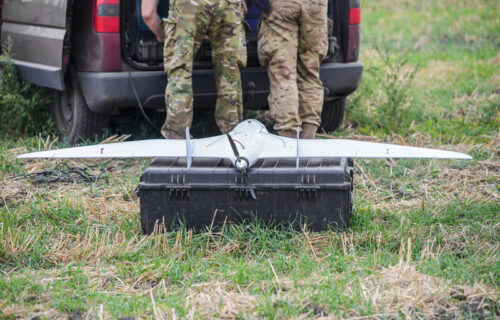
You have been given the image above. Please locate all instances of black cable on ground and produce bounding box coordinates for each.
[13,163,106,183]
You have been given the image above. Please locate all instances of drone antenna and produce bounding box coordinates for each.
[296,127,300,169]
[186,127,192,168]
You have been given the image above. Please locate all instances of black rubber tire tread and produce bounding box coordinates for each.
[50,70,109,144]
[320,96,346,133]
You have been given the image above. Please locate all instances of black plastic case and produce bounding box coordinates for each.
[138,157,353,233]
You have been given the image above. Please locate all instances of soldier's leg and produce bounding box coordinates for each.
[297,0,328,138]
[208,0,244,134]
[161,0,212,138]
[162,66,193,138]
[258,0,301,136]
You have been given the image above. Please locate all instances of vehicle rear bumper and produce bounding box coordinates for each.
[77,62,363,114]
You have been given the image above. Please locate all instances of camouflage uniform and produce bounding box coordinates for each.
[258,0,328,135]
[162,0,245,138]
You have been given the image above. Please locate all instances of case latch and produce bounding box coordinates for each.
[296,174,320,199]
[231,174,255,201]
[168,174,191,200]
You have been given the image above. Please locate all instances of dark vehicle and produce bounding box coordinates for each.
[0,0,362,142]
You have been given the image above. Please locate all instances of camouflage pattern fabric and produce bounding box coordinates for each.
[162,0,245,138]
[258,0,328,134]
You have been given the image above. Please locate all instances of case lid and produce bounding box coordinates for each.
[140,157,353,190]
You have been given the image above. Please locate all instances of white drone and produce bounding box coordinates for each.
[18,119,472,167]
[18,119,472,200]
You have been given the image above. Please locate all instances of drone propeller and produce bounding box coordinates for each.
[226,134,257,200]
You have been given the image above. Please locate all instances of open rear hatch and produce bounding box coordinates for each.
[121,0,168,69]
[121,1,280,71]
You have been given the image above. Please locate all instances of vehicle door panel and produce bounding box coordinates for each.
[1,0,69,90]
[2,0,68,28]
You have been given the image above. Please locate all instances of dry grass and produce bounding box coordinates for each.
[0,304,64,320]
[186,281,259,318]
[0,179,28,207]
[352,260,498,318]
[46,227,130,265]
[348,131,499,210]
[0,225,42,258]
[1,130,498,319]
[2,261,497,319]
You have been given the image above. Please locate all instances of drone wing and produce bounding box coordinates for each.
[16,139,187,159]
[259,136,472,160]
[16,130,472,161]
[16,135,231,159]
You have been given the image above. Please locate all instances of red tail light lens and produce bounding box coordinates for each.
[349,8,361,25]
[347,5,361,62]
[94,0,120,33]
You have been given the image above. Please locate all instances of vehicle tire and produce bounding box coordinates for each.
[50,70,109,144]
[320,96,346,133]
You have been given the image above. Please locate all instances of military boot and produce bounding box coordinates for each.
[300,123,318,139]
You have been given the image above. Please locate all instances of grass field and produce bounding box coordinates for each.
[1,0,499,318]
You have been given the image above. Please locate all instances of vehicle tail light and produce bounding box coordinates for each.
[349,8,361,25]
[346,2,361,62]
[94,0,120,33]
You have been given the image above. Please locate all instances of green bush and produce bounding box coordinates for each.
[0,40,54,138]
[346,45,422,134]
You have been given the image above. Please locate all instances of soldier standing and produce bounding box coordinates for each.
[257,0,328,139]
[142,0,247,138]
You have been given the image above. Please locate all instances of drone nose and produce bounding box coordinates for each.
[235,158,249,171]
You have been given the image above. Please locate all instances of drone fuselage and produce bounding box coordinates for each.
[225,120,269,170]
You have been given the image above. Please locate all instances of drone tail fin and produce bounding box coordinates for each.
[186,127,192,168]
[296,127,300,169]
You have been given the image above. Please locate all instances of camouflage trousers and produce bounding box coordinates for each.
[258,0,328,134]
[161,0,245,138]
